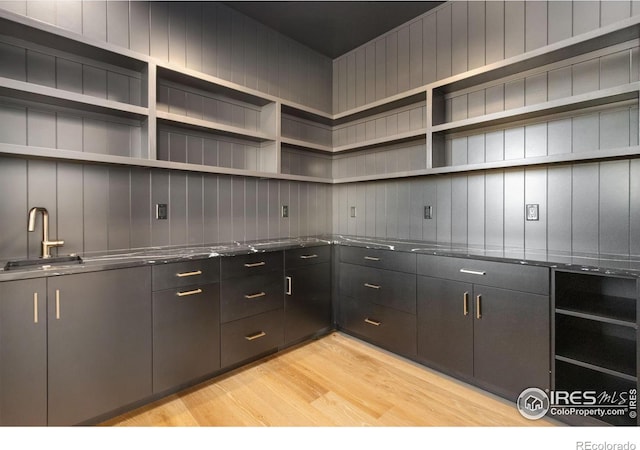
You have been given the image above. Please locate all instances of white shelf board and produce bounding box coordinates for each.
[0,9,148,71]
[432,83,640,134]
[280,137,333,153]
[333,129,427,153]
[431,15,640,94]
[333,146,640,183]
[0,143,333,184]
[0,77,149,119]
[156,111,274,142]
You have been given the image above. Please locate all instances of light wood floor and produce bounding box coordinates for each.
[102,332,556,427]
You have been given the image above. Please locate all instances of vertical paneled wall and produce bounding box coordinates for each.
[333,0,640,114]
[0,156,333,260]
[0,0,332,113]
[332,160,640,256]
[331,0,640,256]
[0,1,334,260]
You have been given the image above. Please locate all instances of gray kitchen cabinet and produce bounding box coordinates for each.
[0,278,47,426]
[220,251,285,369]
[337,246,417,358]
[284,245,332,345]
[152,258,221,394]
[417,255,551,401]
[46,267,152,425]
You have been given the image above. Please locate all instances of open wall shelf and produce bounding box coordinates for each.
[1,8,640,184]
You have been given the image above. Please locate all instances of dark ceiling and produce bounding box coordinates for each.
[223,1,444,59]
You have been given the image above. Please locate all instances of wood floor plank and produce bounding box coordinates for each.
[103,332,557,427]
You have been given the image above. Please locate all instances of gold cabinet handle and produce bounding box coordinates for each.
[364,318,381,326]
[463,291,469,316]
[33,292,38,324]
[476,295,482,319]
[245,331,267,341]
[177,288,203,297]
[176,270,202,277]
[55,289,60,320]
[286,276,292,295]
[245,292,266,299]
[364,256,380,261]
[244,261,266,268]
[300,254,318,259]
[460,268,486,276]
[364,283,381,289]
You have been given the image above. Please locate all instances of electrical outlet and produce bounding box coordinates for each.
[281,205,289,218]
[350,206,357,218]
[526,204,539,221]
[155,203,168,220]
[424,205,433,220]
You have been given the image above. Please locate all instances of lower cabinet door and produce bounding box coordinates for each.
[220,308,284,368]
[153,283,220,393]
[47,267,152,425]
[0,279,47,426]
[284,262,331,345]
[341,296,416,357]
[417,276,473,379]
[473,285,550,400]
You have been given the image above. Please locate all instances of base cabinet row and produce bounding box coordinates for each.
[0,267,152,426]
[337,247,551,403]
[0,245,332,426]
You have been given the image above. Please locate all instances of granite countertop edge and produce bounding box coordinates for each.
[1,235,640,281]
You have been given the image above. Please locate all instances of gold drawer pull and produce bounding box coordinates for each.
[177,288,203,297]
[55,289,61,320]
[177,270,202,277]
[463,291,469,316]
[460,268,486,276]
[245,331,267,341]
[364,318,381,326]
[364,256,380,261]
[244,262,266,268]
[245,292,266,299]
[300,254,318,259]
[33,292,39,324]
[364,283,381,289]
[476,295,482,319]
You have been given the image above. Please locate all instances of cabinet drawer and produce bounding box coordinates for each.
[220,273,283,323]
[417,254,549,295]
[339,263,416,314]
[339,246,416,273]
[220,308,284,368]
[221,251,283,280]
[152,258,220,291]
[340,296,416,357]
[285,245,331,269]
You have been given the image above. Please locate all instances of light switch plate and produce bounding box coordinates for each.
[156,203,168,220]
[281,205,289,218]
[526,204,539,221]
[350,206,357,218]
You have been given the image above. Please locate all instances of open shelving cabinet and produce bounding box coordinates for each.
[553,270,639,426]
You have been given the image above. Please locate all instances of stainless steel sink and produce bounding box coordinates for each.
[4,255,83,270]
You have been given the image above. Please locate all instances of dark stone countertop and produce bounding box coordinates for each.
[1,234,640,281]
[331,235,640,278]
[0,237,332,282]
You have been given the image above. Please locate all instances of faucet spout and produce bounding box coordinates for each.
[27,207,64,259]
